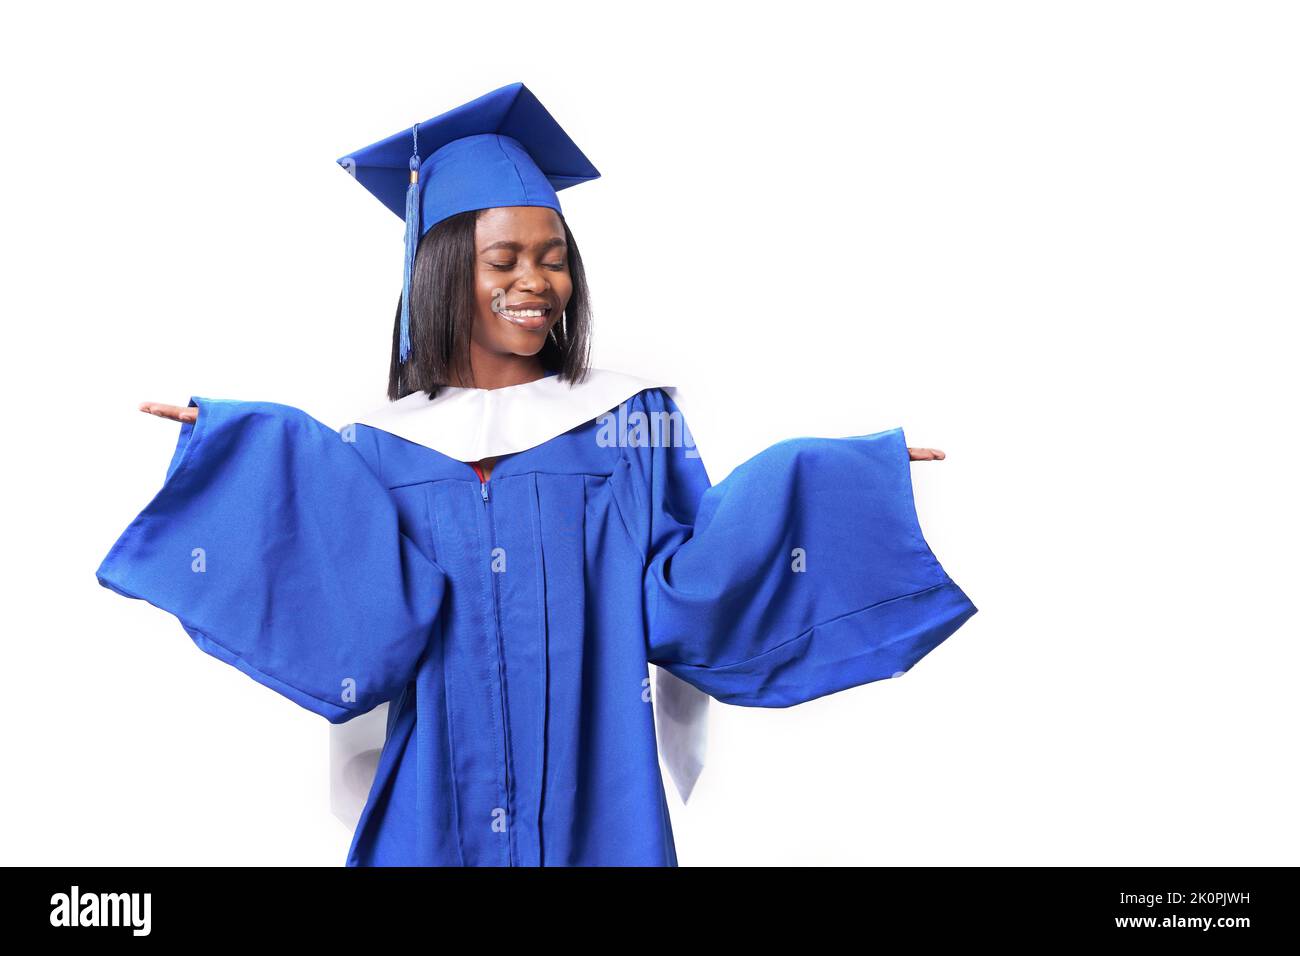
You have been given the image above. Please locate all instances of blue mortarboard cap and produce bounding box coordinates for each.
[337,82,601,362]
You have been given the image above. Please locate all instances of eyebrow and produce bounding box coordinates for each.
[477,237,567,254]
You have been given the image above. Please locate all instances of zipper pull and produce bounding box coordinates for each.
[480,481,489,503]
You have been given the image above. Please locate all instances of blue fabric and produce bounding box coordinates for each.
[96,388,977,866]
[337,82,600,236]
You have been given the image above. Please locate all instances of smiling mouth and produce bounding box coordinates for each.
[497,305,551,330]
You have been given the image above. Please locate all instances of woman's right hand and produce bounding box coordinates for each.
[139,401,197,424]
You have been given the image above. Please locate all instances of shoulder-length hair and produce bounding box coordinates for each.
[387,208,593,400]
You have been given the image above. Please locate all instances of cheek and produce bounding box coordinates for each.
[554,273,574,306]
[475,276,504,313]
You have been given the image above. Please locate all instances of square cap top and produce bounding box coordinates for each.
[338,81,600,235]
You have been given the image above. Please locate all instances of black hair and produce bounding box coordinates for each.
[387,208,593,400]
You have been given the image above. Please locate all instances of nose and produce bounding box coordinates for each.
[514,261,548,294]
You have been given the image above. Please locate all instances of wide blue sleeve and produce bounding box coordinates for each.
[627,387,977,707]
[95,396,447,723]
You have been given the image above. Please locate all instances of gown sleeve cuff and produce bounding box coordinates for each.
[658,578,977,707]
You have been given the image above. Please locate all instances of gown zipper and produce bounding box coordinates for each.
[472,460,514,866]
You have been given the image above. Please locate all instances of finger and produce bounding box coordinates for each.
[139,402,197,424]
[907,447,946,461]
[138,401,178,420]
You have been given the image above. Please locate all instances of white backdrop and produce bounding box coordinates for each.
[2,0,1296,866]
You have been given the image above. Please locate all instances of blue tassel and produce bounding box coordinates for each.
[399,126,421,364]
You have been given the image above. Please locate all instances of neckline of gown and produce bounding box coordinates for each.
[437,366,561,395]
[349,366,673,467]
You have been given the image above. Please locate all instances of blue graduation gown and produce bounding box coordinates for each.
[95,386,977,865]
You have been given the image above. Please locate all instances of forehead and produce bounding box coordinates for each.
[475,206,564,242]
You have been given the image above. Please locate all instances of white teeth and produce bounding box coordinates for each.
[500,307,547,318]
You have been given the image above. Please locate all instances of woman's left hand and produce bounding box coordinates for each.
[908,447,946,461]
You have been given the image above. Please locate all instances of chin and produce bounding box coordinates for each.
[497,335,547,356]
[506,324,558,350]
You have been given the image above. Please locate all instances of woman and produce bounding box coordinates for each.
[98,82,976,866]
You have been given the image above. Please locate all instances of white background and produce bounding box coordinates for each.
[1,0,1296,866]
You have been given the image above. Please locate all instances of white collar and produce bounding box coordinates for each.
[353,366,671,461]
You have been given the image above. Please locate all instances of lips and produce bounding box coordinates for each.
[496,304,551,331]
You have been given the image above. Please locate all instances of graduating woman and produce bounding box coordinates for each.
[96,82,977,867]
